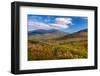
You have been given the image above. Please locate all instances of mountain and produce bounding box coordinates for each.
[56,29,87,41]
[76,29,87,33]
[28,29,65,35]
[28,29,69,40]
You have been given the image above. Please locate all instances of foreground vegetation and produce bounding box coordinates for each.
[28,38,88,61]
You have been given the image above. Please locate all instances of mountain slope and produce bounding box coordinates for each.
[28,29,69,40]
[28,29,88,60]
[55,29,87,42]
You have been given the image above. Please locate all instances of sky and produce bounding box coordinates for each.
[28,15,88,33]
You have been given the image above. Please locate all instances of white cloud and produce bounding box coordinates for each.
[28,21,52,31]
[50,18,72,29]
[55,18,72,25]
[28,17,73,31]
[50,23,69,29]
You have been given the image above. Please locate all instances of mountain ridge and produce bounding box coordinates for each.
[28,29,69,40]
[28,29,69,35]
[56,29,87,40]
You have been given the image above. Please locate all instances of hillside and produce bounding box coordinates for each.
[28,29,88,61]
[28,29,68,40]
[54,29,87,42]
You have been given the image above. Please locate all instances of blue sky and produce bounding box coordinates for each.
[28,15,88,33]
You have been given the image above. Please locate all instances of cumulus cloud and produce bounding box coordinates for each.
[28,17,73,31]
[50,18,72,29]
[55,18,72,25]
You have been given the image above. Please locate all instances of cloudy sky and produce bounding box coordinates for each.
[28,15,88,33]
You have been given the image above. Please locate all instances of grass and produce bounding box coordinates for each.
[28,39,88,61]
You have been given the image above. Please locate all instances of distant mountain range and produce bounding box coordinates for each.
[28,29,68,40]
[56,29,87,41]
[28,29,88,40]
[28,29,68,35]
[76,29,87,33]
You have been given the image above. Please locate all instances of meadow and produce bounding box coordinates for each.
[28,37,88,61]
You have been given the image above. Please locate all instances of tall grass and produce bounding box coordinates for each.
[28,39,88,61]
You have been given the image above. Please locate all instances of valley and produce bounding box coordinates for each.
[28,29,88,61]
